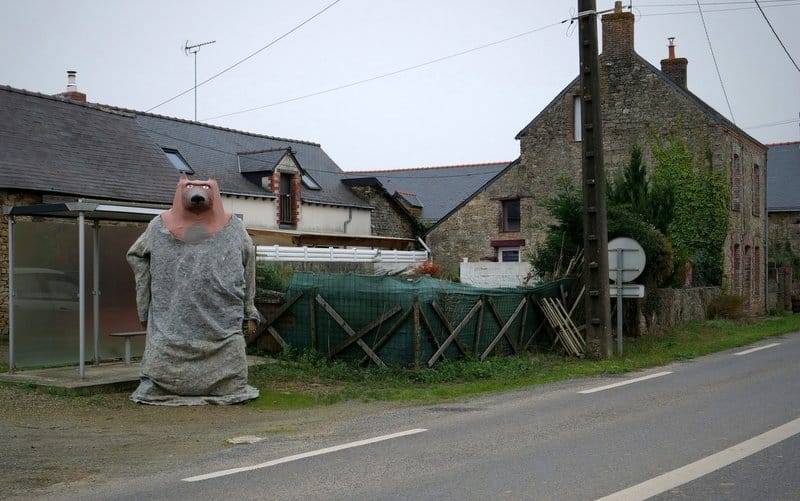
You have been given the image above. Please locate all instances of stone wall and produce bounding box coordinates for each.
[349,186,416,241]
[426,9,766,313]
[633,287,721,336]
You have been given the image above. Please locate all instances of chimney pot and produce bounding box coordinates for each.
[66,70,77,92]
[57,70,87,103]
[660,38,688,89]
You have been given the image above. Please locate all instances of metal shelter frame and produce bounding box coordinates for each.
[4,202,163,378]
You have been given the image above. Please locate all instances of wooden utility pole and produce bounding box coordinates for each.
[577,0,612,358]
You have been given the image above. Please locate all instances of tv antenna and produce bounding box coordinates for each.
[184,39,216,121]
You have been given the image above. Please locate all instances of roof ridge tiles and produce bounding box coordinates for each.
[767,141,800,147]
[0,84,321,147]
[346,161,511,174]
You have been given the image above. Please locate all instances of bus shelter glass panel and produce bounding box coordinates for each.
[12,221,84,367]
[12,220,146,367]
[97,224,146,360]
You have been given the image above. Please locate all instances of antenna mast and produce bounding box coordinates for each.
[184,39,216,121]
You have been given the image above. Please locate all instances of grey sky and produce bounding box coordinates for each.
[2,1,798,171]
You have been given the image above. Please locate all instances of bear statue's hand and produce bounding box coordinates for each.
[247,319,257,335]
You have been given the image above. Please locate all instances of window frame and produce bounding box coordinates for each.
[498,247,521,263]
[501,198,521,232]
[162,148,194,174]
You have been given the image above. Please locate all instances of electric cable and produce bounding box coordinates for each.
[754,0,800,73]
[696,0,736,123]
[203,20,568,121]
[146,0,343,113]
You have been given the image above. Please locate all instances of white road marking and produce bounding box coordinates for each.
[578,371,672,394]
[182,428,428,482]
[596,416,800,501]
[734,342,780,356]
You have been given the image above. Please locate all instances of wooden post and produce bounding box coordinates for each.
[578,0,612,358]
[473,295,485,356]
[413,295,421,369]
[310,287,317,351]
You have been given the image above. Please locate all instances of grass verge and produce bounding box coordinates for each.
[246,313,800,409]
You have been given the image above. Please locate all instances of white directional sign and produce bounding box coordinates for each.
[608,284,645,298]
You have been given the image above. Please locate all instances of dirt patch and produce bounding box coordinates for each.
[0,384,398,499]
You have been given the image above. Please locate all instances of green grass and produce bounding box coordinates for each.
[247,313,800,409]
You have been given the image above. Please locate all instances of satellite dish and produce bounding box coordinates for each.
[608,237,646,283]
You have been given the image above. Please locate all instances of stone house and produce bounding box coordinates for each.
[0,79,417,337]
[425,3,767,313]
[766,141,800,305]
[344,162,509,226]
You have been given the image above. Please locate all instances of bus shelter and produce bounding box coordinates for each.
[5,202,162,377]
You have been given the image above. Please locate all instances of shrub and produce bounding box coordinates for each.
[411,260,443,278]
[256,262,294,292]
[707,294,745,320]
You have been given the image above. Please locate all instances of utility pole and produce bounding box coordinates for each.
[184,40,216,121]
[577,0,612,358]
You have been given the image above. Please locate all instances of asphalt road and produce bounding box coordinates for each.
[66,331,800,501]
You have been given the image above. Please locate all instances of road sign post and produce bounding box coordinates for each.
[608,237,646,355]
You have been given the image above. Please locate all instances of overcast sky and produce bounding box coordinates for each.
[2,1,798,171]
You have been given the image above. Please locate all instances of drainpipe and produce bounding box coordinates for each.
[8,216,15,373]
[343,207,353,234]
[417,236,432,261]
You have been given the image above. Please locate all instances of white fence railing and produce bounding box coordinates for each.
[256,245,429,264]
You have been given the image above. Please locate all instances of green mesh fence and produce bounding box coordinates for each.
[281,272,573,367]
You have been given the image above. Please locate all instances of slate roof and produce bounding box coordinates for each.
[135,114,370,208]
[0,85,371,209]
[0,86,176,204]
[767,141,800,212]
[343,162,510,223]
[237,148,292,174]
[516,53,765,151]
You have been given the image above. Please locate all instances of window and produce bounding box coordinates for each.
[744,245,753,299]
[301,172,321,190]
[754,247,761,297]
[279,173,294,226]
[498,247,521,263]
[732,243,741,295]
[752,164,761,216]
[731,154,741,212]
[502,199,520,232]
[162,148,193,174]
[572,95,582,141]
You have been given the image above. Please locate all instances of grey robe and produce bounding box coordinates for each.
[126,216,260,405]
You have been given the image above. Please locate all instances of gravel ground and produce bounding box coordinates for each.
[0,382,398,500]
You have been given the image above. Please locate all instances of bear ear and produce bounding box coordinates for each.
[178,173,189,182]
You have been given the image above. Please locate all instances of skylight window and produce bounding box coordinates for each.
[162,148,193,174]
[301,172,321,190]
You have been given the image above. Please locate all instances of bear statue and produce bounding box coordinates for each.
[126,175,260,405]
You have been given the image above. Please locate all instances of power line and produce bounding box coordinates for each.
[146,0,343,113]
[635,1,800,17]
[645,0,796,6]
[744,117,800,129]
[696,0,736,123]
[203,20,567,121]
[754,0,800,73]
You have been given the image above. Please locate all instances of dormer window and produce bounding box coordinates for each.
[301,172,321,190]
[162,148,193,174]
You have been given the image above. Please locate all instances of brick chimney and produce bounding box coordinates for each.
[601,1,635,60]
[660,38,688,89]
[57,70,87,103]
